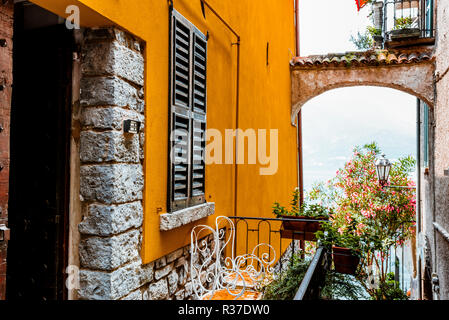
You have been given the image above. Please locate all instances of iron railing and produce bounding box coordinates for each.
[227,216,410,299]
[381,0,435,42]
[228,216,321,272]
[294,246,330,300]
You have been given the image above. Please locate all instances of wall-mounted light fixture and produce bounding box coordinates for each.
[123,120,141,134]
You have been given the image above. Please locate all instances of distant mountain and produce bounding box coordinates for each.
[302,86,417,192]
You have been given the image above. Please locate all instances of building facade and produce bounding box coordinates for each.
[425,0,449,300]
[0,0,298,300]
[291,0,449,300]
[1,0,449,301]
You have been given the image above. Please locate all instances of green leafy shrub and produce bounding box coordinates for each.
[350,26,382,50]
[394,17,413,30]
[367,26,382,36]
[263,254,310,300]
[272,188,332,218]
[350,31,373,50]
[316,221,364,258]
[321,271,367,300]
[370,272,409,300]
[262,253,367,300]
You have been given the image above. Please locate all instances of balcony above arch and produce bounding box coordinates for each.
[290,49,435,125]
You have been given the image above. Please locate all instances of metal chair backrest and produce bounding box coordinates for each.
[190,215,276,300]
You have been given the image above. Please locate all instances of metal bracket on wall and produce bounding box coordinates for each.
[432,272,440,298]
[0,224,10,241]
[200,0,206,18]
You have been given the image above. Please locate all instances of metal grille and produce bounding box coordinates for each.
[383,0,435,41]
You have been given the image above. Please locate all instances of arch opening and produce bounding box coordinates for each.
[291,61,435,125]
[299,85,427,295]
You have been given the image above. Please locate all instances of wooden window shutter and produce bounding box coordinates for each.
[169,9,207,211]
[190,31,207,206]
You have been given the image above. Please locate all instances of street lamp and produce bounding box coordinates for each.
[375,154,415,190]
[376,154,391,187]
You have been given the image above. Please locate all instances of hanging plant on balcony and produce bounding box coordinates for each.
[310,142,416,299]
[367,26,383,46]
[390,17,420,40]
[272,189,331,241]
[394,17,413,30]
[316,221,363,275]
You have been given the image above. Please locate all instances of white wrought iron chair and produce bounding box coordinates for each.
[190,215,276,300]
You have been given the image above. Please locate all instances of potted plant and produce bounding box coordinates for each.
[273,189,331,241]
[331,235,361,275]
[390,17,420,40]
[367,26,383,48]
[316,222,362,275]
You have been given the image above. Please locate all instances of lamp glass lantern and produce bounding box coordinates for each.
[376,154,392,187]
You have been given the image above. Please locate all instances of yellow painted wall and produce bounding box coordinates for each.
[31,0,298,263]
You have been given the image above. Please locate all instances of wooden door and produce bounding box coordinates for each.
[0,1,13,301]
[6,18,73,300]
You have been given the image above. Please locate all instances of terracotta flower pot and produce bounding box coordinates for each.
[372,35,383,48]
[279,215,328,242]
[332,246,360,275]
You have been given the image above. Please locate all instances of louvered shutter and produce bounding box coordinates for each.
[172,18,191,108]
[169,12,191,210]
[190,32,207,205]
[169,10,207,211]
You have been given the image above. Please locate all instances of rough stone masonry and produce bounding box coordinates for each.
[77,27,148,300]
[76,27,217,300]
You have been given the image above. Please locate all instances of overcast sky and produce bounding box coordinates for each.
[298,0,417,192]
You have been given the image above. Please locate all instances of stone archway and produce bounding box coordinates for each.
[290,50,435,125]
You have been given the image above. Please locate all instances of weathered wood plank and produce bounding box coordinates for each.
[0,1,13,301]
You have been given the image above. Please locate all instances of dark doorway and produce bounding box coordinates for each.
[6,3,73,300]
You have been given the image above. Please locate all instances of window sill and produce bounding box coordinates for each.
[159,202,215,231]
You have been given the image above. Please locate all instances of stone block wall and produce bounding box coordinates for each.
[76,27,218,300]
[77,27,148,300]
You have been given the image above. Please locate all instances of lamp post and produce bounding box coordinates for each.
[375,154,415,189]
[376,153,391,187]
[375,153,416,295]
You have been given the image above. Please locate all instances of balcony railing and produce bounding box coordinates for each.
[227,215,411,300]
[227,215,328,299]
[373,0,435,47]
[294,247,330,300]
[228,216,307,273]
